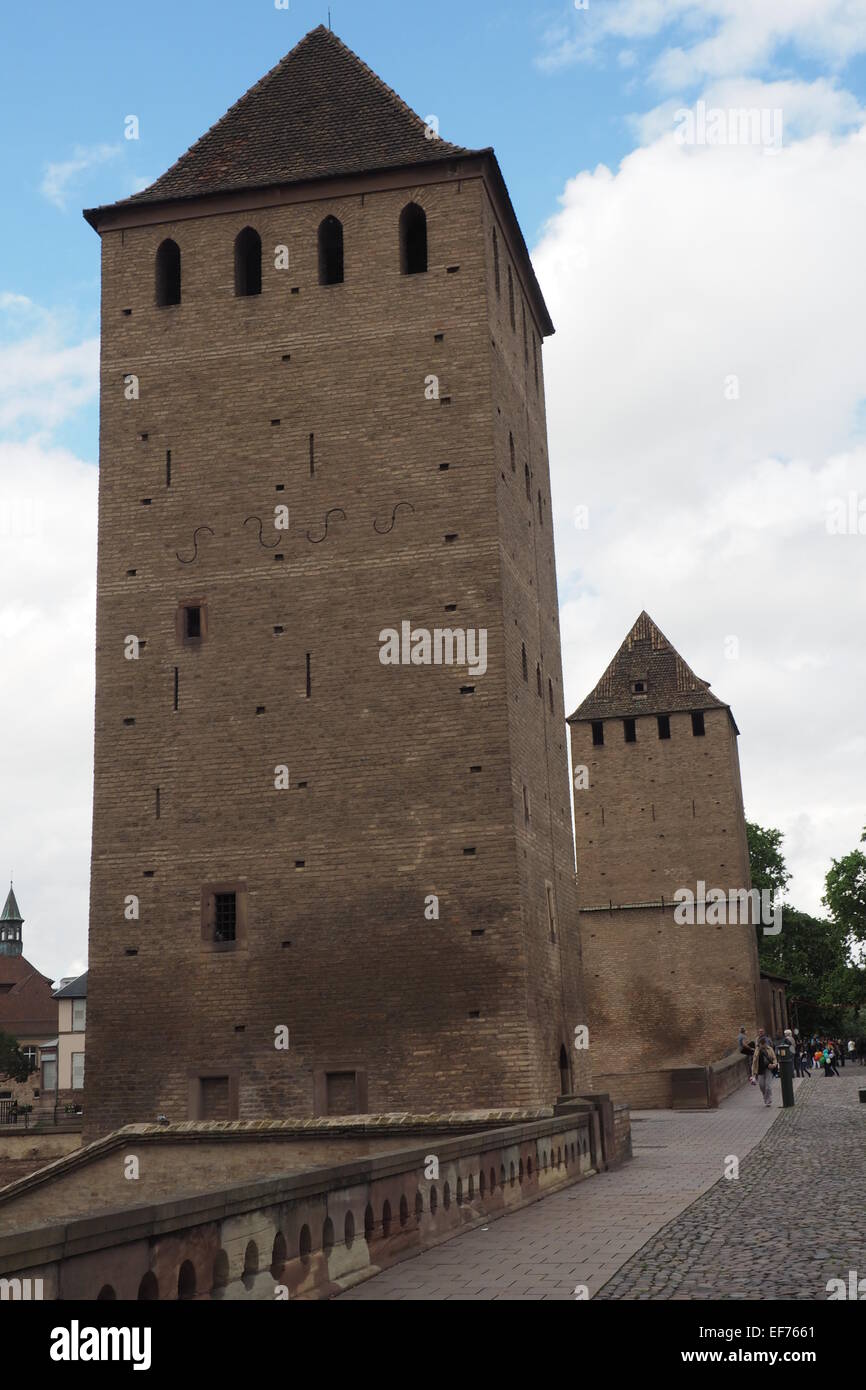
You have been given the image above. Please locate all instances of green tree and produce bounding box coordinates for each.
[823,826,866,946]
[0,1031,30,1084]
[746,821,791,900]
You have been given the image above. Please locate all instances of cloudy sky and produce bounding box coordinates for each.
[1,0,864,977]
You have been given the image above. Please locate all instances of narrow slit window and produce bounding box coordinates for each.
[507,265,516,329]
[234,227,262,297]
[536,664,542,698]
[305,653,311,699]
[548,678,554,713]
[492,226,501,296]
[400,202,427,275]
[524,464,531,501]
[318,216,344,285]
[155,239,181,307]
[309,433,315,477]
[521,644,528,682]
[509,432,515,472]
[166,450,171,487]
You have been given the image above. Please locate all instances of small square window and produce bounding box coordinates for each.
[632,680,646,694]
[691,711,706,737]
[178,601,207,645]
[214,892,237,942]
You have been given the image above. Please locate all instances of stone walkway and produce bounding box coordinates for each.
[341,1070,851,1300]
[599,1066,866,1300]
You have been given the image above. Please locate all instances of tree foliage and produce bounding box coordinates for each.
[823,826,866,945]
[0,1031,30,1084]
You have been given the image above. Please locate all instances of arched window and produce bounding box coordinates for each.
[318,216,344,285]
[400,1195,409,1227]
[155,239,181,307]
[137,1272,158,1301]
[97,1284,117,1300]
[234,227,262,297]
[492,226,501,296]
[364,1204,375,1241]
[382,1200,392,1237]
[400,202,428,275]
[344,1211,355,1249]
[177,1260,196,1301]
[322,1217,335,1256]
[270,1232,287,1280]
[415,1191,424,1223]
[299,1225,312,1265]
[507,265,516,329]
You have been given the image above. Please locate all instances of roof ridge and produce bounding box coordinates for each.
[314,26,467,155]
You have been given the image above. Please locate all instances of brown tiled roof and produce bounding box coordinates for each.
[0,954,57,1038]
[568,611,730,723]
[111,26,477,210]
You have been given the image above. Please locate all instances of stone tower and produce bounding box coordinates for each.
[82,27,588,1138]
[568,612,762,1108]
[0,885,23,958]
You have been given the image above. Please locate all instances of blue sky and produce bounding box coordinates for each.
[3,0,866,974]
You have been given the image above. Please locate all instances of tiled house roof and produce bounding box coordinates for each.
[568,611,731,723]
[108,26,477,210]
[0,954,57,1039]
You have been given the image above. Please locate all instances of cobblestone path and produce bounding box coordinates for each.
[597,1067,866,1300]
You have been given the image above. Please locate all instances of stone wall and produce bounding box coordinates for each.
[0,1103,624,1300]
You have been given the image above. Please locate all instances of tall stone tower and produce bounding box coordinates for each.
[568,612,761,1108]
[82,27,588,1137]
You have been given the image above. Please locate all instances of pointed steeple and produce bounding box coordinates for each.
[568,611,731,724]
[0,882,23,957]
[86,26,477,218]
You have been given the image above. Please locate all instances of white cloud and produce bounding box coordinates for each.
[0,439,97,980]
[539,0,866,84]
[535,111,866,915]
[40,142,122,210]
[0,296,98,434]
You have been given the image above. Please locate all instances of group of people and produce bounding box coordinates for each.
[736,1027,865,1108]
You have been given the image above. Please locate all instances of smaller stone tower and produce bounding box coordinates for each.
[0,885,24,958]
[568,612,762,1108]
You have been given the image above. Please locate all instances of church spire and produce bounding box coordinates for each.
[0,882,23,957]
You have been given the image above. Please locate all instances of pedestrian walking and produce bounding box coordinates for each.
[750,1030,778,1107]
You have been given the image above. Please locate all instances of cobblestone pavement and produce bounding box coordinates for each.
[598,1067,866,1300]
[341,1071,817,1300]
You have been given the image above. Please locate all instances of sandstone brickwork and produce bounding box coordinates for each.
[82,27,588,1139]
[568,613,762,1097]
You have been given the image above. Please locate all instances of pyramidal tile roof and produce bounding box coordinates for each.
[0,885,22,924]
[116,26,478,210]
[568,612,730,723]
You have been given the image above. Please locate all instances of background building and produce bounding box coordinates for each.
[568,612,762,1107]
[0,886,58,1124]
